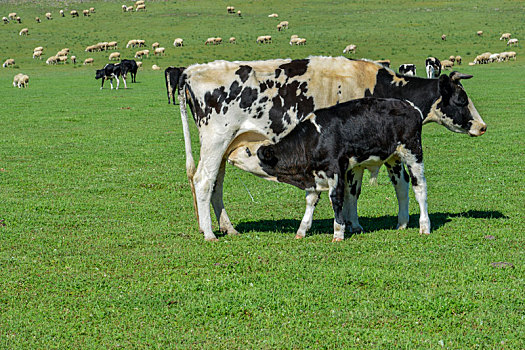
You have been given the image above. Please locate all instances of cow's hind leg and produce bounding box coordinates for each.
[343,167,364,233]
[296,190,320,239]
[385,157,410,230]
[211,159,239,236]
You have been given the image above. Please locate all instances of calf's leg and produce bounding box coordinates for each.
[329,174,346,242]
[342,168,364,233]
[385,157,410,229]
[296,190,320,239]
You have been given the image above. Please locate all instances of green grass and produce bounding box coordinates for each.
[0,0,524,348]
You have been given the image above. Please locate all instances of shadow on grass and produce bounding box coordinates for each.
[233,210,508,236]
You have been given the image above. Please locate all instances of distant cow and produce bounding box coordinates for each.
[398,64,416,76]
[164,66,185,104]
[425,57,441,78]
[95,63,126,89]
[121,59,138,83]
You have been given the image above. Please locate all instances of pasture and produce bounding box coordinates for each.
[0,0,524,348]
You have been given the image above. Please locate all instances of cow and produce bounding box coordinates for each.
[121,59,138,83]
[164,66,185,104]
[425,57,441,78]
[95,63,126,89]
[227,97,462,240]
[178,57,487,241]
[399,64,416,76]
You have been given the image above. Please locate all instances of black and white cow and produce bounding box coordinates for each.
[164,66,186,104]
[228,98,434,241]
[425,57,441,78]
[121,59,138,83]
[178,57,486,241]
[399,64,416,76]
[95,63,126,89]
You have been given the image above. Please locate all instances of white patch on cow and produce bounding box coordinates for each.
[311,171,330,191]
[304,113,322,133]
[424,97,466,133]
[467,98,487,136]
[389,72,408,87]
[347,156,382,170]
[404,100,424,120]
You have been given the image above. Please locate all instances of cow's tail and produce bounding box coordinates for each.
[178,75,199,222]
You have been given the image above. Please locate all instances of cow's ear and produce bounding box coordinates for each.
[258,146,278,166]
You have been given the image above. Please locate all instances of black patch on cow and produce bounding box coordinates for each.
[279,59,309,78]
[240,87,258,109]
[235,65,252,83]
[274,69,281,79]
[259,96,268,104]
[226,81,242,103]
[204,86,227,114]
[245,147,252,157]
[222,106,228,114]
[403,168,410,183]
[259,82,267,93]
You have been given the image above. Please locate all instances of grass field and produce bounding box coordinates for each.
[1,0,524,348]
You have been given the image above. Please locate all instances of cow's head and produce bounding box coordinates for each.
[425,72,487,137]
[95,69,105,80]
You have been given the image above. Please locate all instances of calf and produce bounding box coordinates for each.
[399,64,416,76]
[425,57,441,78]
[121,59,138,83]
[228,98,431,241]
[164,66,185,104]
[95,63,126,89]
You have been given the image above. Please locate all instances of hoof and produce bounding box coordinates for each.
[396,223,408,230]
[332,237,344,242]
[220,227,239,236]
[420,231,431,235]
[205,237,219,242]
[294,234,305,239]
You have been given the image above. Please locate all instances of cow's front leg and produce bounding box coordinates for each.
[296,190,320,239]
[122,76,127,89]
[385,158,410,230]
[330,174,346,242]
[211,159,239,236]
[109,78,114,90]
[343,167,364,233]
[405,161,430,234]
[100,78,105,90]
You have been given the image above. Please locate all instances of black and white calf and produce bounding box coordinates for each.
[121,59,138,83]
[95,63,126,89]
[164,66,185,104]
[425,57,441,78]
[228,98,432,241]
[399,64,416,76]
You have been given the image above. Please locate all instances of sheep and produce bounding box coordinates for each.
[16,16,21,24]
[152,42,160,49]
[46,56,57,65]
[500,33,511,41]
[71,10,79,17]
[107,41,118,50]
[83,58,94,65]
[507,38,518,46]
[441,59,454,70]
[455,55,462,65]
[279,21,289,29]
[135,50,147,59]
[449,55,455,63]
[154,47,166,56]
[59,10,64,17]
[237,10,242,17]
[477,30,483,36]
[13,73,29,88]
[289,37,300,45]
[296,38,306,45]
[2,17,9,24]
[90,7,95,13]
[85,45,97,52]
[71,55,76,64]
[227,6,235,14]
[229,37,236,44]
[122,5,127,12]
[205,37,215,45]
[136,61,143,68]
[507,51,517,61]
[83,10,90,17]
[125,6,133,12]
[268,13,278,18]
[57,55,68,64]
[137,39,146,47]
[441,34,447,41]
[489,53,500,62]
[136,4,146,12]
[109,52,121,61]
[343,44,356,54]
[8,13,17,20]
[290,34,298,40]
[35,17,41,23]
[213,37,223,45]
[45,12,52,20]
[3,58,15,67]
[33,50,43,59]
[56,49,69,57]
[96,42,108,51]
[126,40,138,48]
[152,64,161,70]
[256,35,272,44]
[136,0,145,5]
[19,28,29,36]
[34,46,43,52]
[173,38,184,47]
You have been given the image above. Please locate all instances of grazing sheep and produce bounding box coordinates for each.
[268,13,278,18]
[152,42,160,49]
[33,50,43,59]
[83,58,94,65]
[8,13,17,20]
[279,21,289,29]
[449,55,455,63]
[152,64,161,70]
[441,34,447,41]
[237,10,242,17]
[489,53,500,62]
[107,41,118,50]
[71,10,79,17]
[296,38,306,45]
[3,58,15,67]
[13,73,29,88]
[34,46,43,52]
[343,44,356,54]
[507,38,518,46]
[289,37,300,45]
[173,38,184,47]
[59,10,64,17]
[90,7,95,13]
[96,42,108,51]
[126,40,138,48]
[136,61,143,68]
[122,5,127,12]
[35,17,41,23]
[229,37,236,44]
[135,50,149,58]
[455,55,462,65]
[290,34,298,40]
[277,23,283,31]
[256,35,271,43]
[57,55,68,64]
[19,28,29,36]
[441,59,454,69]
[71,55,76,64]
[16,16,21,24]
[507,51,517,61]
[45,12,52,20]
[500,33,511,41]
[125,6,133,12]
[46,56,57,65]
[2,17,9,24]
[137,39,145,47]
[136,4,146,11]
[154,47,166,56]
[56,49,69,57]
[213,37,223,45]
[85,45,97,52]
[83,10,90,17]
[109,52,121,61]
[477,31,483,36]
[136,0,145,5]
[205,37,215,45]
[227,6,235,13]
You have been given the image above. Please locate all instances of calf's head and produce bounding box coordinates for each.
[227,142,275,180]
[425,72,487,137]
[95,69,105,80]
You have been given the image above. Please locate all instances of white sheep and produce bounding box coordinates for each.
[455,55,462,65]
[205,37,216,45]
[154,47,165,56]
[136,4,146,11]
[46,56,58,65]
[126,39,138,48]
[15,16,21,24]
[507,38,518,46]
[489,53,500,62]
[19,28,29,36]
[229,37,236,44]
[107,41,118,49]
[34,46,43,52]
[35,17,41,23]
[448,55,456,63]
[441,59,454,69]
[477,30,483,36]
[343,44,356,54]
[33,50,43,59]
[71,55,76,64]
[289,37,300,45]
[499,33,511,41]
[441,34,447,41]
[237,10,242,17]
[268,13,278,18]
[296,38,306,45]
[8,13,17,20]
[136,61,143,68]
[173,38,183,47]
[56,49,69,57]
[2,17,9,24]
[57,55,68,64]
[137,39,145,47]
[70,10,79,17]
[3,58,15,67]
[45,12,52,20]
[227,6,235,14]
[90,7,95,13]
[13,73,29,88]
[83,9,90,16]
[136,0,145,6]
[214,37,223,45]
[59,10,64,17]
[109,52,121,60]
[152,42,160,49]
[83,58,94,65]
[152,64,161,70]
